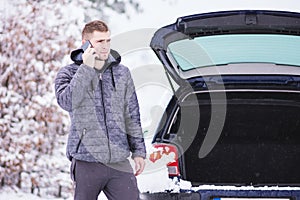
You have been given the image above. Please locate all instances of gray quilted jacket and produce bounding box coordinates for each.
[55,49,146,163]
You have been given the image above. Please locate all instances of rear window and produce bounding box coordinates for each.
[168,34,300,70]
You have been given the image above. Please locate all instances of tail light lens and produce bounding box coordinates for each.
[149,143,180,177]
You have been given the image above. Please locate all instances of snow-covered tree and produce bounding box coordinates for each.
[0,0,141,198]
[0,0,78,197]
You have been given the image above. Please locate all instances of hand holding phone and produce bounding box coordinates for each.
[82,40,99,68]
[81,40,92,51]
[70,40,93,64]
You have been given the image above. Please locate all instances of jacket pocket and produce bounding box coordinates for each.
[75,128,86,153]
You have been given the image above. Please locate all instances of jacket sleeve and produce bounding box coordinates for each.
[54,64,96,112]
[124,69,147,159]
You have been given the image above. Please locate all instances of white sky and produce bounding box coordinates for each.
[109,0,300,34]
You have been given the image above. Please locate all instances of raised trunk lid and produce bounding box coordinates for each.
[150,10,300,85]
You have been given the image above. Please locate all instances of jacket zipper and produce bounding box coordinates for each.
[99,73,112,163]
[75,128,86,153]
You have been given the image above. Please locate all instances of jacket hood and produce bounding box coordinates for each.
[70,47,121,65]
[70,47,121,90]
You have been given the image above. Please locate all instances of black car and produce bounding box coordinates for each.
[140,10,300,200]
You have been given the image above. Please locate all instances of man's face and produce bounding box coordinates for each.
[88,31,111,61]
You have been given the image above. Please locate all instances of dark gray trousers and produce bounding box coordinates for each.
[71,159,139,200]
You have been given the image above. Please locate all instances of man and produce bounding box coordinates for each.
[55,20,146,200]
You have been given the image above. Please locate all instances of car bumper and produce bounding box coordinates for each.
[140,192,200,200]
[140,189,300,200]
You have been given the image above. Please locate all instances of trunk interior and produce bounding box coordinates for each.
[169,91,300,186]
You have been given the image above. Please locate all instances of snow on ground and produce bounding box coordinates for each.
[0,153,177,200]
[0,187,50,200]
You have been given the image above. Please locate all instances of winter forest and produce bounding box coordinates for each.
[0,0,145,198]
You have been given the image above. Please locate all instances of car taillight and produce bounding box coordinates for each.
[149,143,180,177]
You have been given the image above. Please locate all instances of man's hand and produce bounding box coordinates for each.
[134,157,145,176]
[82,47,98,68]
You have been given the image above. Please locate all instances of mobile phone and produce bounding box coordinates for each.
[81,40,92,51]
[71,40,93,64]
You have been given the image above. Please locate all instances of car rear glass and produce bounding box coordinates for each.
[168,34,300,70]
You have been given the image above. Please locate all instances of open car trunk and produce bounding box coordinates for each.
[169,87,300,186]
